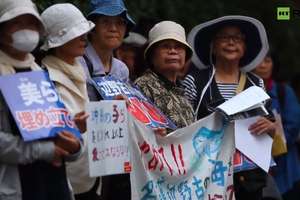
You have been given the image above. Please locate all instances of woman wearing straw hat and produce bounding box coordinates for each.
[0,1,82,200]
[183,16,276,200]
[135,21,194,133]
[40,3,99,200]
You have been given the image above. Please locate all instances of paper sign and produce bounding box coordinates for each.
[234,116,273,172]
[91,76,176,130]
[0,71,80,141]
[86,101,130,177]
[217,86,270,116]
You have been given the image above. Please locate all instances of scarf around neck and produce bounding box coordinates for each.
[0,50,40,75]
[42,55,88,113]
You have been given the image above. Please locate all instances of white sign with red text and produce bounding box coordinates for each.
[129,112,235,200]
[86,101,130,177]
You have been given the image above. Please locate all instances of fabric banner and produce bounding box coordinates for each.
[86,101,131,177]
[129,112,235,200]
[91,76,176,130]
[0,71,80,141]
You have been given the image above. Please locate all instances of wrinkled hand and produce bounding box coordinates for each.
[55,131,80,154]
[74,111,89,133]
[52,145,69,167]
[248,117,276,137]
[153,127,167,137]
[114,94,130,106]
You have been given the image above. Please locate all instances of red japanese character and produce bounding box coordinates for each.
[35,109,50,128]
[16,111,39,131]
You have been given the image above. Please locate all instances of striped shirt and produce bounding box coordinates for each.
[182,73,264,105]
[216,83,238,100]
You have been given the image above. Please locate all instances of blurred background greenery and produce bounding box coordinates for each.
[34,0,300,81]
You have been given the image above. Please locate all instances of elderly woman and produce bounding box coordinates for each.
[77,1,135,199]
[183,16,275,200]
[80,0,135,86]
[40,3,97,200]
[135,21,194,132]
[0,0,81,200]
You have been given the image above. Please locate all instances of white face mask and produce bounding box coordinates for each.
[11,29,40,52]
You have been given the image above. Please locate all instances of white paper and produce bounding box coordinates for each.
[235,116,273,172]
[218,86,270,116]
[86,101,130,177]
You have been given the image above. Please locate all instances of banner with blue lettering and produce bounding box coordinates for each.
[92,76,176,130]
[129,112,235,200]
[0,71,81,141]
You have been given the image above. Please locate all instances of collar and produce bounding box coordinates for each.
[85,42,120,77]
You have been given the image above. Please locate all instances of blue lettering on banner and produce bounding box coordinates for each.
[192,176,204,200]
[141,180,157,200]
[192,127,224,158]
[209,159,228,186]
[178,180,192,200]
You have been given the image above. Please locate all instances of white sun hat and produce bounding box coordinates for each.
[144,21,193,61]
[41,3,95,51]
[0,0,43,27]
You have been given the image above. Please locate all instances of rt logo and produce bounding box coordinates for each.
[277,7,300,20]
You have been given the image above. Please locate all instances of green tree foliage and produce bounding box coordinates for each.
[33,0,300,80]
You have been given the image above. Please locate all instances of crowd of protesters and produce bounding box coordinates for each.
[1,0,300,200]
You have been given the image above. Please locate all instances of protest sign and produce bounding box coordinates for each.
[86,100,130,177]
[129,112,235,200]
[0,71,80,141]
[91,76,176,130]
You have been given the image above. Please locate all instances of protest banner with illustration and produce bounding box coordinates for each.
[91,76,176,130]
[128,113,235,200]
[0,71,80,141]
[86,100,130,177]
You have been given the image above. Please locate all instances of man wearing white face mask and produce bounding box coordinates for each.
[0,0,82,200]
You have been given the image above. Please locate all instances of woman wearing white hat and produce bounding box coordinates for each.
[0,0,81,200]
[183,16,276,200]
[40,3,99,200]
[135,21,194,133]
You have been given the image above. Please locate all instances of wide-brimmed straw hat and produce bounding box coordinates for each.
[188,15,269,72]
[41,3,95,51]
[144,21,193,61]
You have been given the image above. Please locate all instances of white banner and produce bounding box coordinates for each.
[87,101,131,177]
[129,112,235,200]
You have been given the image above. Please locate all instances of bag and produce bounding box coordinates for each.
[271,110,288,157]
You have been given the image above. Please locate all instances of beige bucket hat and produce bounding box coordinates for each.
[41,3,95,51]
[0,0,43,27]
[144,21,193,61]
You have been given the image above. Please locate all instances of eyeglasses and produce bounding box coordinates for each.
[215,34,245,43]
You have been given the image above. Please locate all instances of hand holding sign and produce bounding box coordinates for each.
[52,145,69,167]
[54,131,81,154]
[74,111,89,133]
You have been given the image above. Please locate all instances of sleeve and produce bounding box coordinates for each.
[281,85,300,146]
[64,139,84,162]
[0,131,55,164]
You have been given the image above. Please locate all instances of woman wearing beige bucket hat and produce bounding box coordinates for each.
[40,3,100,200]
[183,15,276,200]
[135,21,194,134]
[0,1,82,200]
